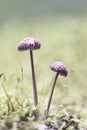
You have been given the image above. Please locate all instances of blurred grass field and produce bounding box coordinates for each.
[0,15,87,106]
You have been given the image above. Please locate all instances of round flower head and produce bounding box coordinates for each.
[46,61,68,117]
[18,37,41,106]
[50,61,68,77]
[18,37,41,51]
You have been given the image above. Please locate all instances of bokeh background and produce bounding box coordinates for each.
[0,0,87,110]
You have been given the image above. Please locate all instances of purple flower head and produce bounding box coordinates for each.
[18,37,41,51]
[50,61,68,77]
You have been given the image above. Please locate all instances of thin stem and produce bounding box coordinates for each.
[21,66,23,99]
[20,66,24,107]
[2,84,14,113]
[30,49,38,106]
[46,73,59,118]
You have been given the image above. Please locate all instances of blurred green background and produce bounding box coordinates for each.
[0,0,87,109]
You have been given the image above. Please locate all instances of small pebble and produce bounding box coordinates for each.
[36,124,48,130]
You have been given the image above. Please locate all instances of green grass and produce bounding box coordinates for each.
[0,16,87,129]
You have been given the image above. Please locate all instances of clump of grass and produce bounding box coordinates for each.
[1,74,15,114]
[0,69,87,129]
[0,94,86,130]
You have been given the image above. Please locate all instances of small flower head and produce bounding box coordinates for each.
[50,61,68,76]
[18,37,41,51]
